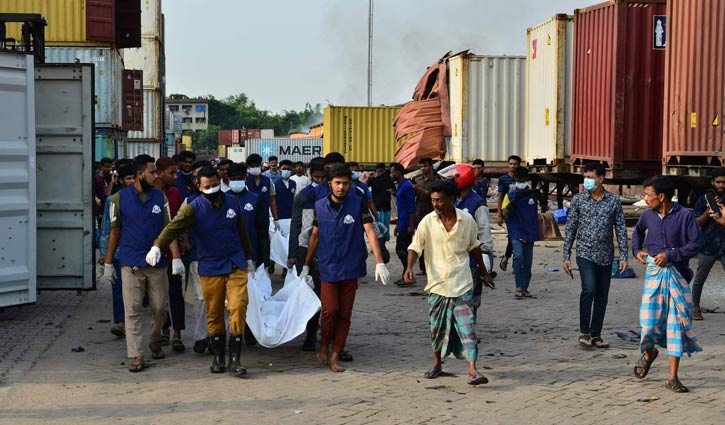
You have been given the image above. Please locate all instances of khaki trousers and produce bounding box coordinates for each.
[121,266,168,358]
[200,268,248,335]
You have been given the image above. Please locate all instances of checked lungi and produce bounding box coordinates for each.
[639,257,702,358]
[428,289,478,362]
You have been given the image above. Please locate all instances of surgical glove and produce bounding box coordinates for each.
[103,263,116,280]
[145,246,161,267]
[375,263,390,285]
[274,219,281,232]
[299,265,310,281]
[172,258,185,275]
[247,260,256,274]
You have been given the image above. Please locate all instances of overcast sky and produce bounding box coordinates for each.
[165,0,587,113]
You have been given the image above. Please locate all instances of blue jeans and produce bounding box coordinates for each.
[576,257,612,338]
[511,239,533,290]
[112,262,125,324]
[377,210,391,241]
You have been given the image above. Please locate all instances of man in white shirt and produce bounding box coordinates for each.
[290,161,311,191]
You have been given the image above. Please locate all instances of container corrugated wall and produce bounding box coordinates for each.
[45,47,123,128]
[141,0,162,37]
[125,140,160,158]
[448,54,526,165]
[323,106,401,164]
[123,36,162,89]
[0,0,105,46]
[246,138,324,164]
[127,88,162,141]
[662,0,725,175]
[525,15,573,172]
[572,0,666,178]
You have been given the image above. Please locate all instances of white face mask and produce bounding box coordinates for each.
[249,167,261,176]
[281,170,292,180]
[515,182,529,190]
[229,180,246,193]
[201,185,221,195]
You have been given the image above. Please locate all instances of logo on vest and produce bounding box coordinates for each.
[152,205,161,214]
[226,208,236,219]
[343,214,355,224]
[244,203,254,211]
[261,186,268,193]
[528,198,535,205]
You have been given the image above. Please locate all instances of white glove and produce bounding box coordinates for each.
[274,219,281,232]
[375,263,390,285]
[145,246,162,267]
[103,264,116,280]
[171,258,185,275]
[299,265,310,281]
[247,260,256,274]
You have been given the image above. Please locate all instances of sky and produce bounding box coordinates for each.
[164,0,588,114]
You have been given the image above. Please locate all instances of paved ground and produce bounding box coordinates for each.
[0,230,724,425]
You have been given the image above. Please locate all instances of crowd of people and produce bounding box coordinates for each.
[92,150,723,392]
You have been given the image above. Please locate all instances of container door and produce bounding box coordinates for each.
[34,64,95,290]
[0,53,37,307]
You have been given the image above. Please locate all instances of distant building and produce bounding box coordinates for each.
[165,98,209,134]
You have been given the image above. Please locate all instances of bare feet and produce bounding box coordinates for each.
[317,345,329,365]
[329,352,346,373]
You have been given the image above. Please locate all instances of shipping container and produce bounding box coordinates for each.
[323,106,401,164]
[261,129,274,139]
[125,140,160,158]
[218,145,226,158]
[127,88,163,141]
[123,36,162,90]
[182,134,192,151]
[226,145,247,163]
[571,0,666,179]
[123,69,143,131]
[45,47,123,128]
[140,0,162,38]
[85,0,142,48]
[94,127,125,160]
[525,14,574,172]
[35,63,95,289]
[218,129,240,146]
[447,53,526,165]
[0,52,37,307]
[246,138,323,164]
[662,0,725,176]
[241,129,262,143]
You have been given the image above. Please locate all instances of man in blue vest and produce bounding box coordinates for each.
[174,150,196,200]
[302,164,390,372]
[246,154,279,273]
[103,155,185,373]
[275,159,297,223]
[150,166,255,377]
[501,166,544,298]
[227,163,264,263]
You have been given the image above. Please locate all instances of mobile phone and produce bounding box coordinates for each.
[705,192,721,218]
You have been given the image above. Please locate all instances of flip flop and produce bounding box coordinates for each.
[128,362,146,373]
[591,337,609,348]
[467,372,489,385]
[395,279,414,287]
[578,334,592,347]
[424,367,443,379]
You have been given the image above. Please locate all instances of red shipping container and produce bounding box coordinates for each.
[663,0,725,175]
[571,0,666,179]
[123,69,143,131]
[218,129,241,146]
[86,0,141,48]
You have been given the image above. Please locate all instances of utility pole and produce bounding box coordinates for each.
[367,0,373,107]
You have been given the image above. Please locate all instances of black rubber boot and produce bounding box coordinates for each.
[209,333,226,373]
[228,334,246,377]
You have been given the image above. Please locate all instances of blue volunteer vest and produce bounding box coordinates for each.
[246,175,272,219]
[455,191,487,266]
[231,189,260,262]
[505,188,540,242]
[118,186,168,268]
[185,193,200,261]
[314,193,367,282]
[274,178,296,220]
[189,193,248,276]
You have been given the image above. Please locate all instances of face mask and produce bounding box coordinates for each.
[249,167,261,176]
[201,185,221,200]
[281,170,292,180]
[583,178,597,192]
[352,171,360,181]
[140,178,153,192]
[229,180,245,193]
[515,182,528,190]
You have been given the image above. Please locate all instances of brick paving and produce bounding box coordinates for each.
[0,232,723,424]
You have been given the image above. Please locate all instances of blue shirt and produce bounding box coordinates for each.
[174,170,195,201]
[504,188,540,242]
[693,195,725,257]
[263,170,282,184]
[472,179,490,199]
[396,179,416,231]
[497,174,516,194]
[355,181,372,201]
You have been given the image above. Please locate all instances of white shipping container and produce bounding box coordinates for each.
[525,14,574,172]
[126,141,161,158]
[0,52,37,307]
[123,36,162,90]
[128,89,163,141]
[142,0,162,38]
[227,145,247,163]
[448,54,526,165]
[45,47,124,128]
[260,129,275,139]
[246,138,323,164]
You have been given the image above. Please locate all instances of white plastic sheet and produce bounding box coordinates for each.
[268,217,291,236]
[245,267,321,348]
[270,230,289,269]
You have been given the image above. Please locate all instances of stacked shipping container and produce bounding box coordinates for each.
[323,106,401,164]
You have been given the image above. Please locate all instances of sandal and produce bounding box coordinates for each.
[172,338,185,353]
[693,305,703,321]
[633,349,659,379]
[499,257,509,271]
[149,342,165,360]
[128,362,146,373]
[514,288,524,298]
[523,290,533,298]
[591,337,610,348]
[578,334,592,347]
[467,372,489,385]
[424,367,443,379]
[665,379,689,393]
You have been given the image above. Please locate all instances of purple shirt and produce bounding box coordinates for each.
[631,203,704,282]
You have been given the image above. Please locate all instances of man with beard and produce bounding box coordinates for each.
[175,150,197,200]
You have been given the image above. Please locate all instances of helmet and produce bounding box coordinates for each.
[438,163,476,189]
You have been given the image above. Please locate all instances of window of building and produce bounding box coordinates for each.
[195,117,206,124]
[169,105,179,112]
[182,117,193,123]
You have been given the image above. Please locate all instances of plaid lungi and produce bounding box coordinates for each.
[639,257,702,358]
[428,289,478,362]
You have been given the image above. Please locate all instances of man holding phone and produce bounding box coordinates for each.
[691,167,725,320]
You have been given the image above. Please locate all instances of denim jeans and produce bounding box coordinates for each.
[576,257,612,338]
[377,210,391,241]
[511,239,533,290]
[692,253,725,305]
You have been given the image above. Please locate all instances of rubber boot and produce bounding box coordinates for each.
[209,333,226,373]
[228,334,246,377]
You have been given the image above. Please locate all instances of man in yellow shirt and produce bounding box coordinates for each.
[404,179,493,385]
